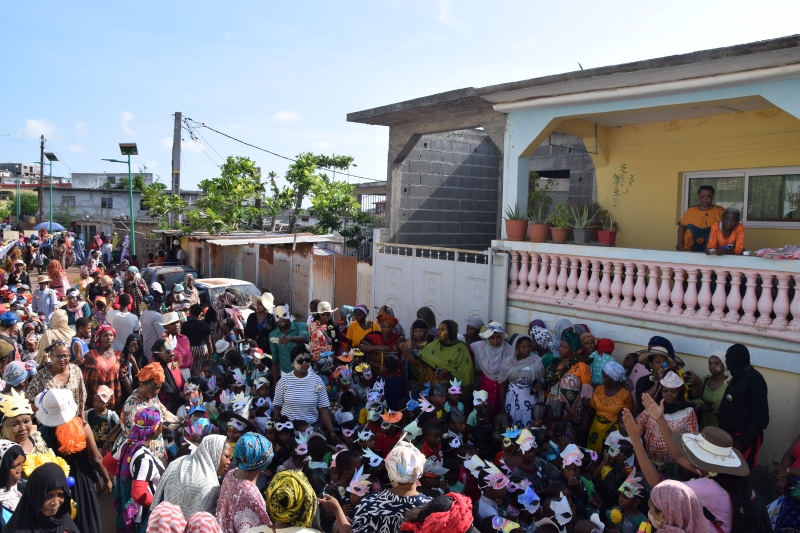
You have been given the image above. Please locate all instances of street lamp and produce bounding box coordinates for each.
[43,153,58,233]
[101,143,138,255]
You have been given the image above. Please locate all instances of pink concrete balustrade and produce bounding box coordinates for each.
[502,242,800,342]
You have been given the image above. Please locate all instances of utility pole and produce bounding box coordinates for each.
[255,166,263,231]
[170,112,181,227]
[39,135,44,223]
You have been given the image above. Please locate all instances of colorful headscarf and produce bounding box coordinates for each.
[399,492,473,533]
[146,502,186,533]
[603,361,626,383]
[353,304,369,317]
[385,438,426,487]
[137,363,165,385]
[116,408,161,528]
[560,330,581,352]
[185,512,223,533]
[376,312,398,327]
[234,432,274,472]
[530,326,554,352]
[266,470,317,528]
[649,480,715,533]
[94,323,117,346]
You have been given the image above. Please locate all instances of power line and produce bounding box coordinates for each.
[183,118,383,183]
[180,125,223,167]
[43,140,74,174]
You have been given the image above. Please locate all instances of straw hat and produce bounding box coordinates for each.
[637,346,678,368]
[672,426,750,476]
[100,275,114,288]
[250,292,275,313]
[316,301,338,314]
[36,275,50,284]
[158,311,181,326]
[34,389,78,427]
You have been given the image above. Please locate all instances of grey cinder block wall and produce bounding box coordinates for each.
[529,133,595,207]
[397,129,500,250]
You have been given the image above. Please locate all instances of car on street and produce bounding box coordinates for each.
[140,264,199,293]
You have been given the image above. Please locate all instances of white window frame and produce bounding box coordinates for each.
[682,166,800,229]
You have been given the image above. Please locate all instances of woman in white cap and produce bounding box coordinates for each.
[159,311,193,380]
[469,322,513,409]
[308,301,341,360]
[244,292,277,353]
[34,388,113,533]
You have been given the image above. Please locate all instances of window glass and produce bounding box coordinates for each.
[748,174,800,221]
[687,176,744,210]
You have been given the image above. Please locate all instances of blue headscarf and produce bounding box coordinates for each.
[234,432,274,472]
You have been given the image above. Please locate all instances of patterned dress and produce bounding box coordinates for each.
[112,392,179,462]
[81,349,124,413]
[350,490,431,533]
[547,360,592,444]
[587,386,634,452]
[216,470,272,533]
[636,405,699,464]
[25,363,87,412]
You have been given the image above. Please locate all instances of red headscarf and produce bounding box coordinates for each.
[400,493,473,533]
[597,338,615,355]
[94,323,117,346]
[377,313,399,327]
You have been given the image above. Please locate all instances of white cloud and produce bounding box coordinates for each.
[272,110,300,123]
[147,160,158,169]
[160,137,172,149]
[68,144,86,154]
[120,111,135,135]
[512,36,538,53]
[16,118,56,139]
[74,123,88,138]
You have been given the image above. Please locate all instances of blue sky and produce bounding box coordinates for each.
[2,1,798,190]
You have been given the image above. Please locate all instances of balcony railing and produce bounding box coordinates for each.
[497,241,799,342]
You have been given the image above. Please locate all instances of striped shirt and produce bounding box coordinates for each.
[273,372,330,424]
[131,446,164,522]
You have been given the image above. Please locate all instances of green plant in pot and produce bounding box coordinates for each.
[503,202,528,241]
[526,173,554,243]
[548,202,572,244]
[527,204,550,243]
[570,204,597,244]
[598,163,634,246]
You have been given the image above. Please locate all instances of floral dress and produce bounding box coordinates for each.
[350,490,431,533]
[25,363,87,412]
[504,364,544,428]
[216,470,272,533]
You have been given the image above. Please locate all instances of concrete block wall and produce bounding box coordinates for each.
[398,129,500,249]
[529,133,595,207]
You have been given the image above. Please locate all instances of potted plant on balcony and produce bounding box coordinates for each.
[570,204,597,244]
[598,163,635,246]
[503,202,528,241]
[527,204,549,243]
[527,173,554,243]
[548,203,572,244]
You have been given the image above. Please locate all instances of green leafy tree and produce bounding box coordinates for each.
[310,176,371,234]
[52,207,77,227]
[140,180,187,226]
[183,156,264,234]
[262,171,295,232]
[285,153,354,233]
[19,193,39,217]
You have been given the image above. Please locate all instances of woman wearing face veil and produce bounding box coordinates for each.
[1,462,80,533]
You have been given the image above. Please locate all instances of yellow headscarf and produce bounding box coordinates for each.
[266,470,316,527]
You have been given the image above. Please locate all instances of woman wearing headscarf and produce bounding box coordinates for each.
[46,260,70,299]
[378,304,405,337]
[151,434,232,519]
[256,470,321,533]
[35,312,73,365]
[81,323,129,413]
[647,480,714,533]
[72,234,86,266]
[717,344,768,469]
[0,439,25,529]
[530,325,554,367]
[551,318,574,354]
[205,290,238,344]
[469,322,513,409]
[544,330,592,444]
[463,315,485,346]
[108,362,179,463]
[416,321,474,402]
[415,307,437,337]
[400,319,436,386]
[344,304,378,350]
[217,433,274,533]
[113,407,165,533]
[121,235,132,263]
[498,334,545,428]
[321,439,432,533]
[1,462,80,533]
[399,493,476,533]
[584,361,634,452]
[34,389,112,533]
[146,501,223,533]
[690,350,728,429]
[360,313,404,408]
[61,289,90,327]
[150,338,183,413]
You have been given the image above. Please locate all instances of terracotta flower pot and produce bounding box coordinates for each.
[573,229,592,244]
[597,230,617,246]
[551,227,569,243]
[528,223,549,243]
[505,219,528,241]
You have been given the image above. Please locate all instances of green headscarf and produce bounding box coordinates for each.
[561,330,581,352]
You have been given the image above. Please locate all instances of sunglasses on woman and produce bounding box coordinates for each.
[295,357,311,365]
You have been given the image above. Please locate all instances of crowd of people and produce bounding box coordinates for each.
[0,229,792,533]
